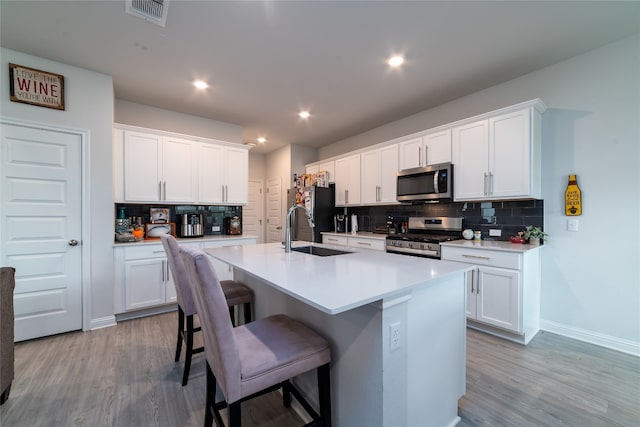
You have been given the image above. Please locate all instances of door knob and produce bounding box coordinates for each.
[276,226,282,230]
[68,239,79,246]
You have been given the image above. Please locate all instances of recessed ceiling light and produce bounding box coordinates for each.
[193,80,208,89]
[387,55,405,67]
[257,137,267,144]
[299,111,310,119]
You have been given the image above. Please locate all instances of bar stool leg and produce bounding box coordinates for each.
[175,306,185,362]
[318,363,332,427]
[243,302,252,324]
[182,314,195,386]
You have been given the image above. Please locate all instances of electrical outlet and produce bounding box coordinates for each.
[389,322,401,352]
[489,229,502,237]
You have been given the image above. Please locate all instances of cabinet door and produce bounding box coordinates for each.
[306,164,319,176]
[318,161,335,183]
[123,131,161,202]
[378,144,398,203]
[452,120,489,200]
[198,143,225,203]
[224,146,248,204]
[124,258,166,310]
[165,260,177,303]
[335,155,360,205]
[489,109,531,198]
[476,266,521,333]
[424,129,451,165]
[398,137,423,170]
[162,137,197,203]
[360,150,380,204]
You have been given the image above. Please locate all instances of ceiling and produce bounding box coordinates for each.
[1,1,639,155]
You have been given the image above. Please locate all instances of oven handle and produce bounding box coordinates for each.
[433,170,440,194]
[386,246,440,258]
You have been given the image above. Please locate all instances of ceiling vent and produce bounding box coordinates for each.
[125,0,169,27]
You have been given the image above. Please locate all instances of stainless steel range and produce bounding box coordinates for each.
[385,217,464,259]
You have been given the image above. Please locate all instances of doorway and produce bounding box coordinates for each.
[266,177,282,243]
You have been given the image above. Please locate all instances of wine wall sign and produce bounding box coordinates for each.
[9,63,65,110]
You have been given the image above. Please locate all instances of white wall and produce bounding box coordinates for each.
[249,152,266,180]
[114,99,243,143]
[320,35,640,352]
[1,47,115,329]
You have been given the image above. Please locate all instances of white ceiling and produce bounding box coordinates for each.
[1,1,639,154]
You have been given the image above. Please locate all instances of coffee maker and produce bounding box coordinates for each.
[179,213,204,237]
[334,214,347,233]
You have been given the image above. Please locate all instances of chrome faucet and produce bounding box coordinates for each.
[285,204,314,253]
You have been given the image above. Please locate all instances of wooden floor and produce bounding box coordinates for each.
[1,312,638,427]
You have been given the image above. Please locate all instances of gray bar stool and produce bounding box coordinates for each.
[161,235,253,386]
[180,246,331,427]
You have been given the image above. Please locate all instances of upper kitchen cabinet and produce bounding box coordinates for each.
[198,143,248,205]
[113,125,249,205]
[361,144,399,204]
[452,100,545,201]
[398,129,451,170]
[306,160,335,183]
[120,130,198,203]
[334,154,361,206]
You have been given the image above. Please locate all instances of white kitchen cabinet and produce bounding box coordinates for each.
[361,144,398,205]
[452,101,544,201]
[114,237,256,315]
[305,160,335,184]
[198,143,248,205]
[398,129,451,170]
[441,243,541,345]
[122,130,198,203]
[334,154,361,206]
[322,233,386,252]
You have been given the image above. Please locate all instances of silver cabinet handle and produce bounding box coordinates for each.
[488,172,493,195]
[159,181,162,200]
[327,238,338,242]
[424,145,428,165]
[345,189,349,204]
[163,181,167,200]
[470,269,475,293]
[152,250,165,254]
[161,260,165,282]
[68,239,79,246]
[483,173,489,195]
[418,146,422,166]
[356,241,372,246]
[222,185,225,202]
[462,254,491,260]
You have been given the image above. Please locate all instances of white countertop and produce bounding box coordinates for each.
[113,235,257,247]
[441,239,544,253]
[205,242,472,315]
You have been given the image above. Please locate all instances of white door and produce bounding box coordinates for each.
[244,179,264,243]
[266,177,282,243]
[1,123,83,341]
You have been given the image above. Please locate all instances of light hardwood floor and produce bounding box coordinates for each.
[1,312,638,427]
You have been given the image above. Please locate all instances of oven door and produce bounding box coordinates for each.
[396,163,452,202]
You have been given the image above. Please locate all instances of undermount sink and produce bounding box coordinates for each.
[290,246,352,257]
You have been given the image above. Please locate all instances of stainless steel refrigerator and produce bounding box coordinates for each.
[286,184,335,243]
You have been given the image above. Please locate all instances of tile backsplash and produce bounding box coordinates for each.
[346,200,544,241]
[115,204,242,235]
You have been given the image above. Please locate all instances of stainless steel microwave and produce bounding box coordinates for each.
[396,163,453,202]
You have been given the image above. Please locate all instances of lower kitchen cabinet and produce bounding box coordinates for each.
[114,237,256,315]
[322,233,386,252]
[441,243,541,345]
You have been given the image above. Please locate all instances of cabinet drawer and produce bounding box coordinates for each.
[441,246,521,270]
[124,244,166,260]
[348,237,385,252]
[322,235,348,246]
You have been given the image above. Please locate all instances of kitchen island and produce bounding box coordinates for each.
[205,242,473,427]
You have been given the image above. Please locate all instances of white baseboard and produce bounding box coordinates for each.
[90,315,117,330]
[540,319,640,357]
